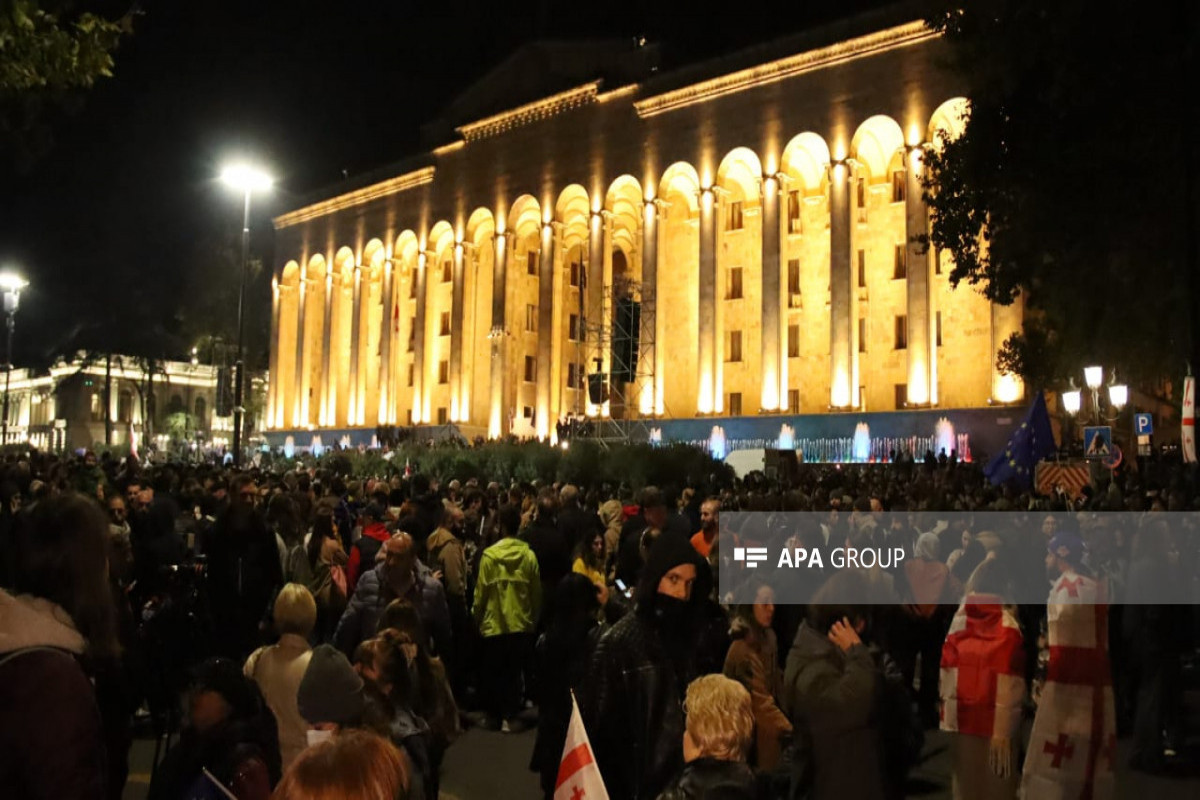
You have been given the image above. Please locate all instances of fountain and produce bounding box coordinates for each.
[283,435,295,459]
[311,434,325,457]
[778,423,795,450]
[709,425,727,460]
[339,435,352,450]
[935,417,955,457]
[370,434,380,450]
[852,422,870,462]
[648,427,663,445]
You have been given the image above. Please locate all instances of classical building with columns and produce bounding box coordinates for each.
[266,7,1025,455]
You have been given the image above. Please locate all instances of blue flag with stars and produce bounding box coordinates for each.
[984,391,1057,488]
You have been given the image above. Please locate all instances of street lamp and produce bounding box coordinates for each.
[1108,383,1128,410]
[1062,387,1082,415]
[220,161,272,467]
[0,271,28,446]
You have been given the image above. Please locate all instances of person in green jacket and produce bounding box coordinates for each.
[473,504,541,732]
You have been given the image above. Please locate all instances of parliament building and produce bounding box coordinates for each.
[266,6,1024,455]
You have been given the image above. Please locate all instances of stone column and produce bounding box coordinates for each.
[586,212,603,416]
[488,231,508,438]
[294,280,307,427]
[600,211,614,417]
[642,199,659,415]
[535,223,555,439]
[549,222,565,428]
[905,146,933,406]
[450,242,466,422]
[320,273,334,426]
[460,243,477,423]
[268,277,280,429]
[760,174,783,412]
[378,261,394,424]
[698,187,717,413]
[829,161,854,408]
[413,252,428,424]
[348,266,363,425]
[712,188,727,413]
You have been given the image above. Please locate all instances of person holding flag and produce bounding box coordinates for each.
[1020,528,1116,800]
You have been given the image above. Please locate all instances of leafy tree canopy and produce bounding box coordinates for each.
[922,0,1199,391]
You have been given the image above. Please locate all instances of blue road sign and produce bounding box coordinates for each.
[1083,426,1113,459]
[1135,413,1153,435]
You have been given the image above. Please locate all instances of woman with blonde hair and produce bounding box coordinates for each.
[245,583,318,770]
[272,729,409,799]
[658,674,758,799]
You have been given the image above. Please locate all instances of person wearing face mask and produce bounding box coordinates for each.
[334,532,451,663]
[724,583,792,770]
[581,529,706,800]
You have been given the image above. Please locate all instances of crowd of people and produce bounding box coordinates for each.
[0,445,1196,800]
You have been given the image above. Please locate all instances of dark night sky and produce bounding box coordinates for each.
[1,0,895,367]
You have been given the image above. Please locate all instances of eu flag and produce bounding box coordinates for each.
[984,390,1057,488]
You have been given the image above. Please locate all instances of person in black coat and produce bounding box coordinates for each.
[556,485,603,556]
[530,574,603,799]
[524,492,571,623]
[205,475,283,661]
[582,530,705,800]
[658,674,760,800]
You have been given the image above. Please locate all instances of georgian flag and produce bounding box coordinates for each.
[1183,374,1196,464]
[940,595,1025,740]
[555,693,609,800]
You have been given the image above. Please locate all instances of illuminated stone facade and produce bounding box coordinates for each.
[268,11,1023,442]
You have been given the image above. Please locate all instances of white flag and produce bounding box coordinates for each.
[554,694,609,800]
[1183,375,1196,464]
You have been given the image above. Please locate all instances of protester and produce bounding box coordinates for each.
[148,657,281,800]
[0,493,119,800]
[690,498,720,559]
[245,584,318,771]
[334,532,451,661]
[305,509,349,642]
[584,530,704,799]
[782,571,886,800]
[473,504,542,732]
[571,526,609,608]
[346,502,391,594]
[724,583,791,770]
[939,558,1025,800]
[272,729,410,800]
[657,674,759,800]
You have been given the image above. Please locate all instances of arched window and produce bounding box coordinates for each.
[118,390,133,423]
[167,393,184,416]
[194,396,207,423]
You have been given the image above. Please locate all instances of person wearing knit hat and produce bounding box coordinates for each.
[297,644,365,736]
[1047,529,1086,567]
[582,530,707,799]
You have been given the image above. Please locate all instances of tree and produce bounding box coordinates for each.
[921,1,1200,392]
[0,1,134,167]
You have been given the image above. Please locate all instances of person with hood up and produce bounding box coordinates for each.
[782,570,887,800]
[0,493,120,800]
[148,657,281,800]
[346,502,392,595]
[334,532,452,663]
[723,583,792,770]
[939,557,1025,800]
[473,504,542,732]
[582,529,705,800]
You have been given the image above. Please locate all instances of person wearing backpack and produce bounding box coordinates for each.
[305,510,349,643]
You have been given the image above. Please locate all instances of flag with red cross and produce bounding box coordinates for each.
[1020,572,1116,800]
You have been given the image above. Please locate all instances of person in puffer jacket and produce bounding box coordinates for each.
[473,504,541,732]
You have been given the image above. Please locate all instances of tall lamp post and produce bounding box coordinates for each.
[0,272,28,446]
[1061,366,1128,455]
[220,163,272,467]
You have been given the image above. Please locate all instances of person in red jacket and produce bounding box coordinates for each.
[346,503,391,594]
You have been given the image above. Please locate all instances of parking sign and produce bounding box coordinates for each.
[1135,413,1153,435]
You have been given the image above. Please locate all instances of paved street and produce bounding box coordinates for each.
[124,707,1200,800]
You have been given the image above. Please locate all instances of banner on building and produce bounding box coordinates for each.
[1184,374,1196,464]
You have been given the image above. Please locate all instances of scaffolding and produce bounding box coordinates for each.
[578,275,664,445]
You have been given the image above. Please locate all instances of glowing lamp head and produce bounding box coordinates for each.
[0,271,28,314]
[1108,384,1128,410]
[1062,389,1082,415]
[220,163,273,193]
[1084,366,1103,390]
